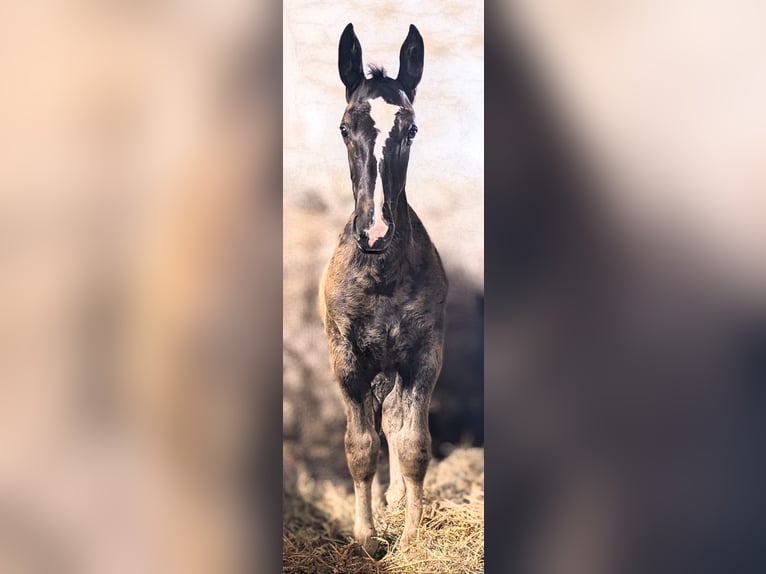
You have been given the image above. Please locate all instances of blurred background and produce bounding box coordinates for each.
[486,1,766,573]
[283,0,484,482]
[0,1,281,572]
[3,0,766,572]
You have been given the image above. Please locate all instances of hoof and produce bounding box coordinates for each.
[354,526,380,556]
[400,528,417,550]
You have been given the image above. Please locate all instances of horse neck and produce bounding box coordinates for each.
[394,188,412,243]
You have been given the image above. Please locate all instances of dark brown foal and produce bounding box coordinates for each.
[319,23,448,554]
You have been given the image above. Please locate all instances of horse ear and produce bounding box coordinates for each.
[339,23,364,102]
[397,25,424,102]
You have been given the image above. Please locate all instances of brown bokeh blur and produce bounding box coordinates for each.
[5,0,766,571]
[0,1,281,573]
[486,1,766,573]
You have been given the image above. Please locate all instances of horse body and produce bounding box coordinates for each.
[319,23,447,553]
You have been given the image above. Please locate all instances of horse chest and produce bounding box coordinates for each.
[347,293,422,360]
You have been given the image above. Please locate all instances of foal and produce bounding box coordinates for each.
[319,24,448,553]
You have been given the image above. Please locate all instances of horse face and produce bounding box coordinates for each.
[337,24,423,254]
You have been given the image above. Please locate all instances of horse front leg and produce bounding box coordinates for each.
[344,391,381,555]
[396,391,432,548]
[329,337,382,554]
[395,346,442,548]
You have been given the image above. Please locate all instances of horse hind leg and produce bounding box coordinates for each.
[394,357,440,548]
[381,374,406,506]
[371,371,395,509]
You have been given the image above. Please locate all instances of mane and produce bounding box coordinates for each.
[367,64,387,79]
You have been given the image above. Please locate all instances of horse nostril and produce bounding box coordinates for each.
[351,215,363,239]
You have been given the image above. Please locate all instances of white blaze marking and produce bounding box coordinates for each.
[366,97,399,242]
[369,97,399,167]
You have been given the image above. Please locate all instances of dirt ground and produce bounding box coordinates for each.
[284,447,484,574]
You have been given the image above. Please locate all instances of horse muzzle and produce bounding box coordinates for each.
[353,215,395,253]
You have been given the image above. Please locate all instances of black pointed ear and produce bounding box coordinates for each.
[396,24,424,102]
[339,23,364,102]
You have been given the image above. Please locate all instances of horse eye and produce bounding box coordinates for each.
[407,125,418,141]
[340,124,349,138]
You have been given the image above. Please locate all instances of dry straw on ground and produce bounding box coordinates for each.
[283,447,484,574]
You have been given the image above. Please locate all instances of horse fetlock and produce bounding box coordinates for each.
[400,526,418,549]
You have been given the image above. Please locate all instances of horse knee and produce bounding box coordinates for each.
[397,429,431,481]
[345,428,380,482]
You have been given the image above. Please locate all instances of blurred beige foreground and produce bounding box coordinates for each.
[0,1,279,573]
